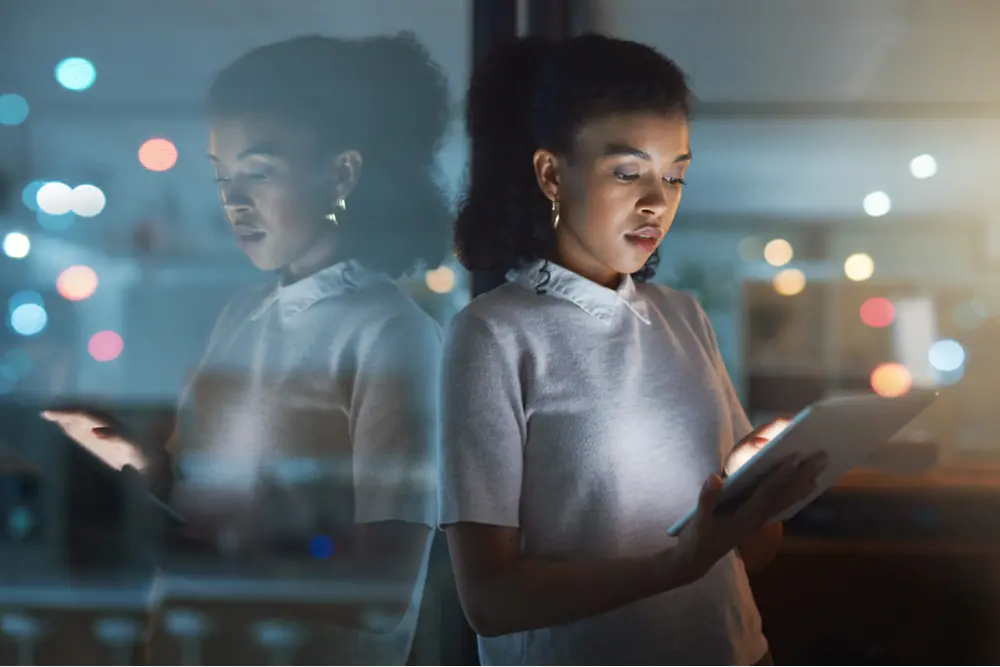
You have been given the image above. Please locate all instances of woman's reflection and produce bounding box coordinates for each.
[46,32,451,664]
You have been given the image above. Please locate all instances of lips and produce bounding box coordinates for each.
[624,224,663,241]
[233,225,265,242]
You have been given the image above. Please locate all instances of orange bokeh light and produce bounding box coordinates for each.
[870,362,912,398]
[138,138,178,172]
[860,297,895,328]
[56,265,99,301]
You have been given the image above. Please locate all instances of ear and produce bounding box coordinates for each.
[329,149,364,200]
[532,148,562,203]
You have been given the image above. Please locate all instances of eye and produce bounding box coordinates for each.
[664,176,687,186]
[613,169,639,182]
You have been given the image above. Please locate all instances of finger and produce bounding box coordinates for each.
[696,474,724,517]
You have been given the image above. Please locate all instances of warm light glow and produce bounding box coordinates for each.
[909,154,937,179]
[860,297,895,328]
[56,265,99,301]
[772,268,806,296]
[764,239,794,267]
[425,266,456,294]
[871,363,912,397]
[88,330,124,362]
[844,253,874,281]
[138,138,178,172]
[863,191,891,217]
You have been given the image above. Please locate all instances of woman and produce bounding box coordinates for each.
[440,35,826,665]
[46,33,450,664]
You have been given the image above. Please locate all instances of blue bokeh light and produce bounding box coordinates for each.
[55,57,96,91]
[309,535,335,559]
[8,291,44,314]
[10,303,48,336]
[36,210,76,232]
[928,338,966,373]
[21,181,46,212]
[0,94,30,126]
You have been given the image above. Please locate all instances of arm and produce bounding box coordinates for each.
[691,298,788,571]
[338,311,441,628]
[439,314,698,637]
[446,523,690,637]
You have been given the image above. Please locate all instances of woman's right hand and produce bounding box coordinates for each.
[41,409,148,472]
[670,452,826,584]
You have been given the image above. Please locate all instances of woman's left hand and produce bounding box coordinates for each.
[724,418,792,477]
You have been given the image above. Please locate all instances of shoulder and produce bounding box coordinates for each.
[210,279,275,334]
[637,282,718,347]
[445,283,535,348]
[343,279,443,361]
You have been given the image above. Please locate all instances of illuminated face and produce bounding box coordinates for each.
[534,112,691,287]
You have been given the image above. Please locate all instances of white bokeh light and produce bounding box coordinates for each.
[863,191,891,217]
[2,232,30,259]
[928,339,966,373]
[71,184,106,217]
[909,154,937,179]
[36,181,73,215]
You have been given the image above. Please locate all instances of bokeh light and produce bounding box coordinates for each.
[10,304,47,337]
[138,138,178,172]
[863,191,891,217]
[860,297,895,328]
[55,57,96,91]
[2,232,30,259]
[36,210,75,232]
[844,253,875,281]
[772,268,806,296]
[909,154,937,179]
[20,181,46,212]
[871,363,912,398]
[88,330,124,362]
[56,265,99,301]
[36,181,73,215]
[764,239,794,267]
[425,266,455,294]
[8,290,43,313]
[309,535,335,560]
[928,338,966,372]
[0,94,30,126]
[70,184,106,217]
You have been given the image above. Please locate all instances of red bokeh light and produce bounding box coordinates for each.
[860,297,895,328]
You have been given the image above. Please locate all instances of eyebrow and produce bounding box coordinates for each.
[207,144,287,162]
[602,143,693,163]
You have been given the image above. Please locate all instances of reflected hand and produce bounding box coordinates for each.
[41,409,147,471]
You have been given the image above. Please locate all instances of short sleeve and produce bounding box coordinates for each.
[690,296,753,444]
[350,311,442,526]
[438,312,526,528]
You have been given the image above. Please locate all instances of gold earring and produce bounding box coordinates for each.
[324,198,347,225]
[551,199,560,230]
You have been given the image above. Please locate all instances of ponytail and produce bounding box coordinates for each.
[455,37,556,273]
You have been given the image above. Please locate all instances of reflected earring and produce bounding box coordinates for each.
[324,197,347,226]
[551,199,560,230]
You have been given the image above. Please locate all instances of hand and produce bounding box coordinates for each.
[671,452,827,585]
[724,418,792,477]
[41,409,147,471]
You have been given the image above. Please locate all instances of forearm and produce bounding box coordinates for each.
[463,550,690,637]
[738,521,783,574]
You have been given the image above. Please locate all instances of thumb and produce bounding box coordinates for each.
[697,474,724,516]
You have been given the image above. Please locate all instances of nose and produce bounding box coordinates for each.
[218,179,253,214]
[637,180,675,218]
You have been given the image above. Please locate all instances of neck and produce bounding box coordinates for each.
[553,229,620,290]
[284,232,340,284]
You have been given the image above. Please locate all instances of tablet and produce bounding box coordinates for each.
[666,390,938,537]
[41,409,186,526]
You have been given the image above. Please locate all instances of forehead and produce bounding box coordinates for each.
[208,114,316,159]
[574,112,690,158]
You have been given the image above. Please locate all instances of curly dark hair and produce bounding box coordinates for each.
[207,33,452,277]
[455,34,692,283]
